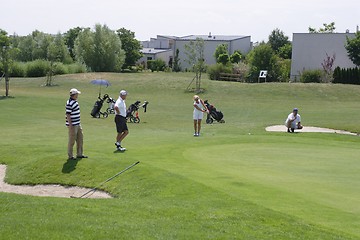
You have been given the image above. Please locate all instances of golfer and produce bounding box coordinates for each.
[285,108,303,133]
[65,88,88,160]
[114,90,128,151]
[193,95,209,136]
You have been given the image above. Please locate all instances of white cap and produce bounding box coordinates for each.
[70,88,81,95]
[120,90,127,96]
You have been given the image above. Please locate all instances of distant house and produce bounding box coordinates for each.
[139,33,252,70]
[138,48,173,66]
[290,33,356,80]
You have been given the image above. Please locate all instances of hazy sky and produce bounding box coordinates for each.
[2,0,359,42]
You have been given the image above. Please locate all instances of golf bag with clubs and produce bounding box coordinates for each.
[204,100,225,124]
[126,100,149,123]
[105,95,116,114]
[90,94,109,118]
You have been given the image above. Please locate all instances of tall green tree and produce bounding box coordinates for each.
[309,22,336,33]
[246,43,280,82]
[345,31,360,66]
[32,30,53,60]
[74,24,125,72]
[268,28,290,53]
[46,32,72,86]
[64,27,83,61]
[116,28,142,69]
[0,29,18,96]
[214,43,228,63]
[277,43,292,59]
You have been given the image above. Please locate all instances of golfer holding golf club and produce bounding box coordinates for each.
[114,90,128,151]
[285,108,303,133]
[193,95,209,136]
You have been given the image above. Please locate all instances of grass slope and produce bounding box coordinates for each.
[0,72,359,239]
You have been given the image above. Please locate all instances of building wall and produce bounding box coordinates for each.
[290,33,356,80]
[174,37,251,70]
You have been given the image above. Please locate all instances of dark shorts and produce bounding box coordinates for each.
[115,115,128,133]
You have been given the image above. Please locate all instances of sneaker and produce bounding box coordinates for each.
[197,132,200,136]
[194,133,197,136]
[68,156,76,160]
[76,155,88,159]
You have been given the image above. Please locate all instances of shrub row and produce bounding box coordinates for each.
[333,67,360,85]
[8,60,87,77]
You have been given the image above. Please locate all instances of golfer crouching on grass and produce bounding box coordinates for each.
[114,90,128,151]
[193,95,209,137]
[285,108,303,133]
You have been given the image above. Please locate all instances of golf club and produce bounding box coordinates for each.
[70,161,140,199]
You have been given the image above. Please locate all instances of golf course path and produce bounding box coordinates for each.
[266,125,358,135]
[0,165,112,199]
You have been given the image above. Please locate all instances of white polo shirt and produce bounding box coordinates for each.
[285,113,301,128]
[115,97,127,117]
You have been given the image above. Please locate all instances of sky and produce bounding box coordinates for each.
[2,0,359,42]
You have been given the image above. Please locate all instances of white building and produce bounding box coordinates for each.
[139,33,252,70]
[290,33,357,80]
[138,48,173,66]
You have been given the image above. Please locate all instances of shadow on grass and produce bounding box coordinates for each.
[62,158,82,173]
[0,96,15,100]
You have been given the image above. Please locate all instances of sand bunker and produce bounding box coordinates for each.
[266,125,358,136]
[0,165,112,199]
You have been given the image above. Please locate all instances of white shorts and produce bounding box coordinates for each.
[193,110,204,120]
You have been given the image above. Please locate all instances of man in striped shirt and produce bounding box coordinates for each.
[66,88,88,160]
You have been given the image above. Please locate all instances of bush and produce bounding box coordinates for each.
[67,62,87,74]
[207,63,232,80]
[232,62,249,81]
[53,62,68,75]
[26,60,49,77]
[10,62,26,77]
[147,59,166,72]
[300,69,323,83]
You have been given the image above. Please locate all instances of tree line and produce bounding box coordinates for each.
[0,24,143,96]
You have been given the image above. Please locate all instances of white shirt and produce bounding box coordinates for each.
[285,113,301,126]
[115,97,127,117]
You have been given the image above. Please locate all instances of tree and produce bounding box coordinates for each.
[172,48,181,72]
[230,51,242,63]
[268,28,290,53]
[184,38,205,92]
[218,53,230,65]
[74,24,125,72]
[214,43,228,63]
[46,33,72,86]
[32,30,53,60]
[116,27,142,69]
[309,22,336,33]
[321,53,336,82]
[64,27,83,61]
[277,43,292,59]
[246,43,279,82]
[345,31,360,66]
[0,29,18,96]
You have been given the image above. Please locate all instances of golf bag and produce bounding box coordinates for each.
[90,94,109,118]
[204,100,225,124]
[126,100,149,123]
[106,95,116,114]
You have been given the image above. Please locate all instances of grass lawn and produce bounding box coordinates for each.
[0,72,359,239]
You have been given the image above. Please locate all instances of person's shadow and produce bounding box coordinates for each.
[62,158,81,173]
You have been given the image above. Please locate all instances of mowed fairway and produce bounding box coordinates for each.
[0,72,359,239]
